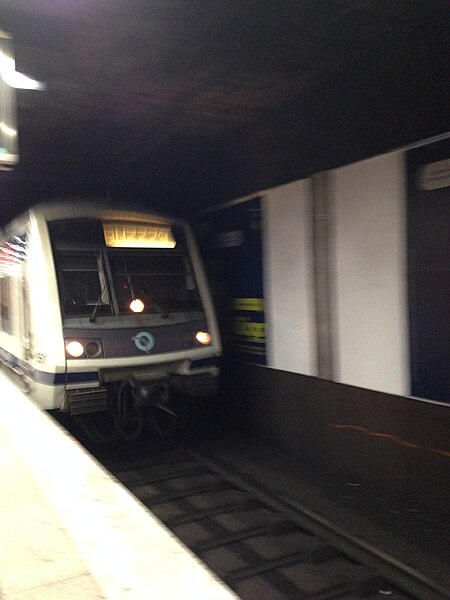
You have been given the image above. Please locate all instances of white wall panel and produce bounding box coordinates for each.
[263,180,316,375]
[333,151,410,395]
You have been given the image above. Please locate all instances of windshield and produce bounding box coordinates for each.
[54,251,112,317]
[49,218,203,320]
[109,251,202,315]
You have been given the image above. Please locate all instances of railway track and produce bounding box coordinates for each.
[100,445,449,600]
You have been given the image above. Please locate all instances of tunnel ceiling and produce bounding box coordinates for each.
[0,0,449,222]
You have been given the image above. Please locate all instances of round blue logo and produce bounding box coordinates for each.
[132,331,155,353]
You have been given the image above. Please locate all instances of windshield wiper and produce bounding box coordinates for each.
[90,254,110,322]
[89,294,106,323]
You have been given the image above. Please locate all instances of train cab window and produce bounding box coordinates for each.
[48,219,105,248]
[109,252,203,315]
[49,218,203,320]
[54,251,112,318]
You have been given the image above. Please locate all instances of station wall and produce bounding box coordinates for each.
[332,151,409,395]
[204,138,449,404]
[261,150,410,397]
[263,179,316,376]
[209,139,448,517]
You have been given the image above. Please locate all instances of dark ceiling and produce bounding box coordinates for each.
[0,0,449,223]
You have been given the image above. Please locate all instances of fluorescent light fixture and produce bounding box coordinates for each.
[2,69,45,90]
[0,31,19,168]
[0,50,45,90]
[0,122,17,136]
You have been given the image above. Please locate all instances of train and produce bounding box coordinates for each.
[0,200,221,440]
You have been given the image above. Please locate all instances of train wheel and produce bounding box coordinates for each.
[114,381,144,441]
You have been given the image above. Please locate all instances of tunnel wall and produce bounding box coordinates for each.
[208,140,448,404]
[205,138,449,520]
[222,360,450,519]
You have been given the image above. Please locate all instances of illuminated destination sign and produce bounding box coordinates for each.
[103,222,176,248]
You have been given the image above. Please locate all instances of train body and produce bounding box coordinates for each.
[0,201,221,438]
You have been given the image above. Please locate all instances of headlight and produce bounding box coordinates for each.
[195,331,211,345]
[65,340,84,358]
[85,341,101,357]
[130,298,145,313]
[65,339,103,358]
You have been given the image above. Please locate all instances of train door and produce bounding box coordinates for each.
[20,257,31,363]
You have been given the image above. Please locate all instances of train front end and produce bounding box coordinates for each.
[47,208,221,438]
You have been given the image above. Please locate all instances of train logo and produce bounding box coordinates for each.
[132,332,155,353]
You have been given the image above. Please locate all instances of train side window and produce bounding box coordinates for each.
[1,277,11,334]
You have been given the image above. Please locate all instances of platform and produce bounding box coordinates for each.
[0,373,237,600]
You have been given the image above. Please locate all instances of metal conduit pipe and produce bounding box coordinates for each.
[311,171,335,380]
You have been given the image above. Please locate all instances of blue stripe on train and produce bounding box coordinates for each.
[190,356,221,369]
[32,370,99,385]
[0,347,99,386]
[1,347,218,386]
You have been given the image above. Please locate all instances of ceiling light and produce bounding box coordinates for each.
[0,122,17,136]
[0,50,45,90]
[1,69,45,90]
